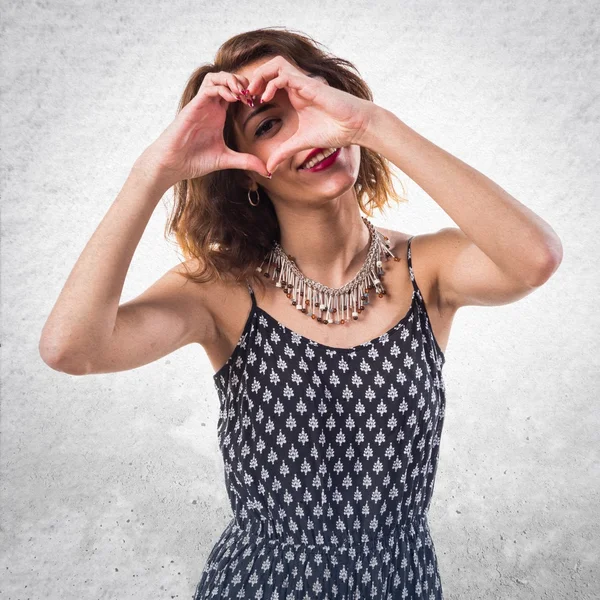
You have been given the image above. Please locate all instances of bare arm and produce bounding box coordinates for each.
[38,165,213,375]
[40,70,271,375]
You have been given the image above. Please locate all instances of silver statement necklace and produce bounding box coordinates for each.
[255,216,400,325]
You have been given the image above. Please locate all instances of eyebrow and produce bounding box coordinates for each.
[242,102,277,134]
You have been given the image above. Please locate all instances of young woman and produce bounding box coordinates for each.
[40,27,562,600]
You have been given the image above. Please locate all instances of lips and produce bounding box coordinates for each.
[298,148,341,172]
[298,148,329,170]
[298,147,342,170]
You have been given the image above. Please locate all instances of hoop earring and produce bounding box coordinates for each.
[247,188,260,207]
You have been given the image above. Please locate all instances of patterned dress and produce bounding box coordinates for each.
[193,236,447,599]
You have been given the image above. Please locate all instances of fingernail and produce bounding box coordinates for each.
[241,89,248,95]
[267,171,272,179]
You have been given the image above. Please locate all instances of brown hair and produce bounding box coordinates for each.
[165,26,407,294]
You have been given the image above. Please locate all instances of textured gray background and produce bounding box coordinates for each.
[2,1,598,599]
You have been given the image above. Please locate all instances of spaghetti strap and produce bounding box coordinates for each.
[245,279,256,308]
[406,235,421,297]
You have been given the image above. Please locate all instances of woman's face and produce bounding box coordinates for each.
[229,57,361,204]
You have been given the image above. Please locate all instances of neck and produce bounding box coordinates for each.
[273,191,372,289]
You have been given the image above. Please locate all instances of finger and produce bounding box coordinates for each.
[183,85,233,119]
[266,135,312,175]
[208,70,248,102]
[260,71,318,105]
[245,56,300,97]
[245,55,302,95]
[228,73,245,96]
[199,73,248,105]
[229,74,253,104]
[233,73,250,91]
[217,86,242,104]
[219,85,249,106]
[244,61,279,97]
[214,76,247,104]
[260,74,287,104]
[221,149,270,178]
[191,82,239,105]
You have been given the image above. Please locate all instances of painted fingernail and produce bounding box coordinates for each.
[241,89,248,95]
[267,171,272,179]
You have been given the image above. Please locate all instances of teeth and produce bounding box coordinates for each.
[300,147,338,170]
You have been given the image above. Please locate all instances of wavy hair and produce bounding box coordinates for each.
[165,26,407,294]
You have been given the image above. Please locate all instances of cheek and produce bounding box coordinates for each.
[344,145,362,170]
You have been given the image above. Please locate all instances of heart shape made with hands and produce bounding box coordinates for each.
[242,56,374,175]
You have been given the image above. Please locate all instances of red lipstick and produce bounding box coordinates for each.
[300,148,326,167]
[298,148,341,172]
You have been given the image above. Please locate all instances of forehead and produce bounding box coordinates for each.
[232,56,273,79]
[232,56,311,82]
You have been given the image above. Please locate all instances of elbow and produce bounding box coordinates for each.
[529,244,563,288]
[38,337,94,375]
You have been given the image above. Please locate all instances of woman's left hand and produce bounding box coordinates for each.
[243,56,376,175]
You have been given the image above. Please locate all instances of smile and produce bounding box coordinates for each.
[298,148,341,172]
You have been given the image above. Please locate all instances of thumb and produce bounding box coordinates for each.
[266,138,304,176]
[221,150,269,178]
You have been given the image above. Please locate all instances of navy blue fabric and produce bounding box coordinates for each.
[194,236,447,599]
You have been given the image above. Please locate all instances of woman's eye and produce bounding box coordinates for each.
[255,119,278,138]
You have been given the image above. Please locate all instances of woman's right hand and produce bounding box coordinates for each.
[134,72,269,187]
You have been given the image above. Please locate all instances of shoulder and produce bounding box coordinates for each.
[168,257,254,345]
[163,258,228,346]
[379,226,448,317]
[378,225,440,273]
[168,255,246,300]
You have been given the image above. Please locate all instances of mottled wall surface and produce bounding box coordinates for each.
[1,1,598,599]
